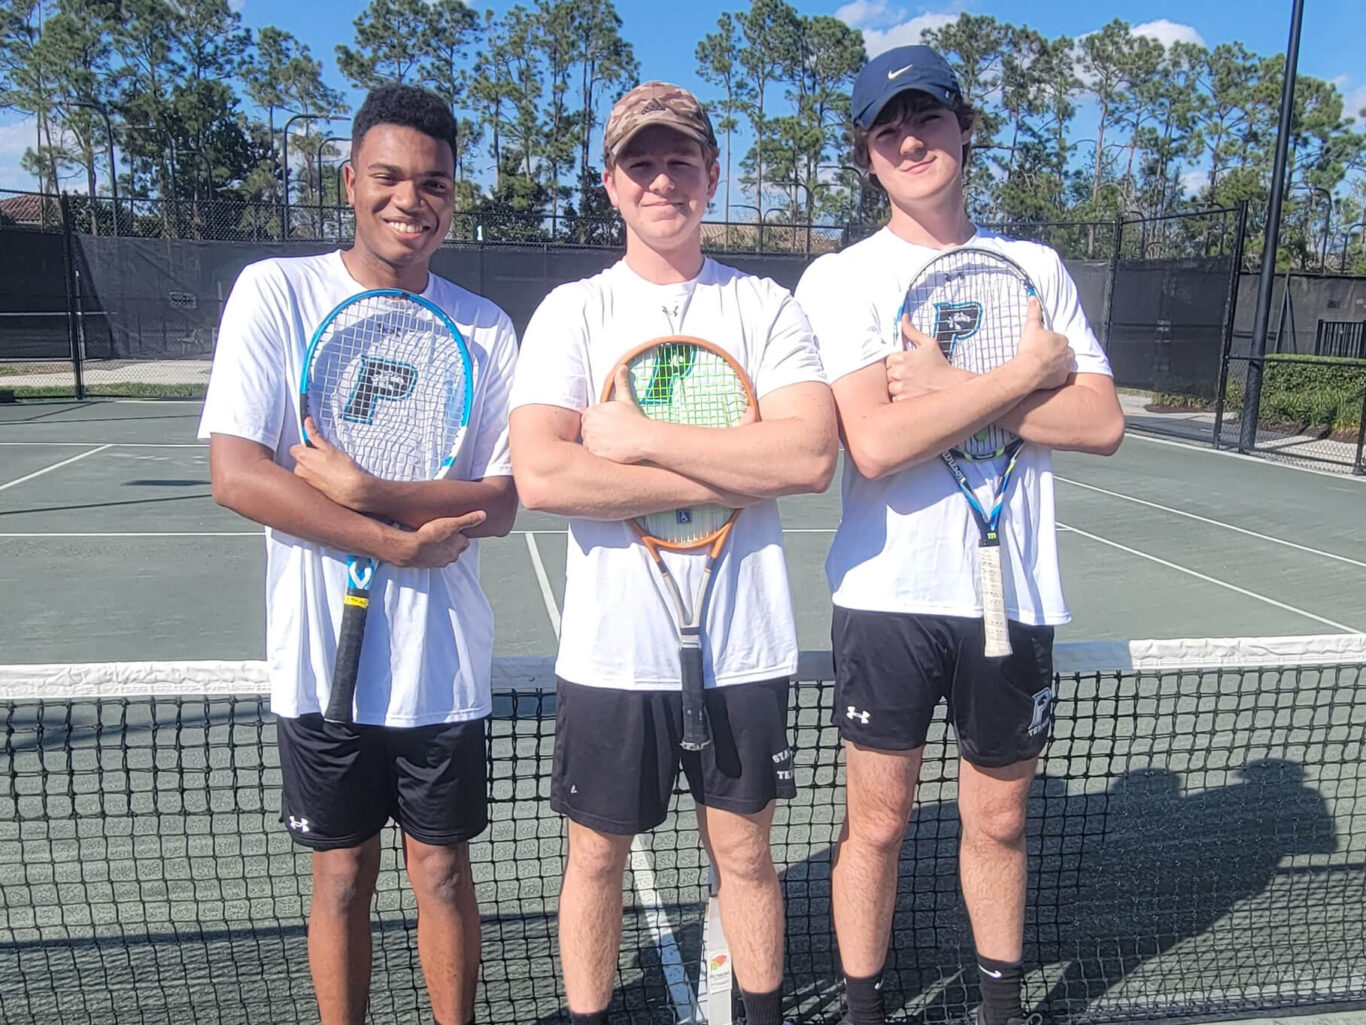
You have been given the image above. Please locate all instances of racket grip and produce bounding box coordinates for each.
[679,643,712,751]
[324,587,369,724]
[978,544,1013,658]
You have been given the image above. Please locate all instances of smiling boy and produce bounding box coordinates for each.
[794,46,1123,1025]
[200,84,518,1025]
[508,82,836,1025]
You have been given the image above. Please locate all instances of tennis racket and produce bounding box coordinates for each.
[602,336,757,751]
[900,247,1045,658]
[299,289,474,723]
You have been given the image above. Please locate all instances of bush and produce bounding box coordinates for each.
[1154,356,1363,438]
[1258,356,1363,436]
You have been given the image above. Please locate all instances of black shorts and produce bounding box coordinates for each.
[550,678,797,835]
[832,606,1056,768]
[276,714,489,851]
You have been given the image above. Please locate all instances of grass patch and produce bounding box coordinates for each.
[0,362,66,377]
[14,382,206,400]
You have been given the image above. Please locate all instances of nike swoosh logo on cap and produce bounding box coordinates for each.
[887,63,915,79]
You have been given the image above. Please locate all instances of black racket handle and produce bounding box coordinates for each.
[679,643,712,751]
[324,586,369,724]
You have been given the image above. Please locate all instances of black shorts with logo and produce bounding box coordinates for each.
[550,678,796,835]
[276,714,489,851]
[832,606,1056,768]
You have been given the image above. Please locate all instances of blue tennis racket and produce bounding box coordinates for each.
[299,289,474,723]
[901,247,1042,657]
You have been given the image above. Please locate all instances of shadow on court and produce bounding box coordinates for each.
[776,759,1338,1024]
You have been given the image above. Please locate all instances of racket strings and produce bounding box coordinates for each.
[623,342,751,546]
[307,298,470,481]
[628,343,750,430]
[903,252,1033,459]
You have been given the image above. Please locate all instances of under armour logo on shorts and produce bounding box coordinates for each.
[846,706,871,725]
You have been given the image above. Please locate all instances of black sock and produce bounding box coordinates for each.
[739,986,782,1025]
[976,955,1024,1025]
[843,969,885,1025]
[569,1011,608,1025]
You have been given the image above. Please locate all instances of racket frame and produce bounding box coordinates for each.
[602,335,758,752]
[298,288,475,723]
[901,246,1047,658]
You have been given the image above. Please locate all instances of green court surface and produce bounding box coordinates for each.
[0,398,1362,664]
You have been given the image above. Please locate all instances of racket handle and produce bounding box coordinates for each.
[679,641,712,751]
[324,586,369,724]
[978,544,1013,658]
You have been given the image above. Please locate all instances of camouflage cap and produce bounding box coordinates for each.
[603,82,718,165]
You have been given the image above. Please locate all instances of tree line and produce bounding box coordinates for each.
[2,0,1365,269]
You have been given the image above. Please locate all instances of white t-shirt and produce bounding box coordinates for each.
[509,257,825,691]
[794,227,1112,626]
[197,251,517,726]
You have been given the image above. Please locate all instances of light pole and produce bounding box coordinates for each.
[1240,0,1305,454]
[758,205,796,254]
[281,113,346,237]
[315,135,349,202]
[314,134,350,240]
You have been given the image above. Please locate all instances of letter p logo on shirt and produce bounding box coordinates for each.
[344,356,418,423]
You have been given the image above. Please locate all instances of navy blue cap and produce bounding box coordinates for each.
[851,45,963,129]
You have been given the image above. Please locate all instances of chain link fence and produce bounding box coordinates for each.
[3,189,1363,474]
[3,190,856,255]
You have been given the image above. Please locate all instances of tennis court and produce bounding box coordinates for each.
[1,399,1364,1025]
[1,398,1363,662]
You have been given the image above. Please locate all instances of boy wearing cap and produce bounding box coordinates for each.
[793,46,1122,1025]
[509,82,837,1025]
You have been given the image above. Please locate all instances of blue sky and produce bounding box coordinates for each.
[2,0,1364,193]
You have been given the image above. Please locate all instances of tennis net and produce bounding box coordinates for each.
[2,636,1363,1025]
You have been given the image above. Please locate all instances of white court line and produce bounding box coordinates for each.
[0,445,111,492]
[631,848,703,1022]
[523,529,696,1023]
[512,527,836,537]
[1056,476,1366,570]
[0,442,204,448]
[0,527,834,539]
[523,533,561,636]
[0,531,258,538]
[1058,521,1362,634]
[1125,431,1366,483]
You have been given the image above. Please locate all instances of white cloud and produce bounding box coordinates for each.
[834,0,898,28]
[859,12,959,56]
[227,0,245,11]
[835,1,962,55]
[1344,84,1366,123]
[1180,170,1210,197]
[1130,19,1205,50]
